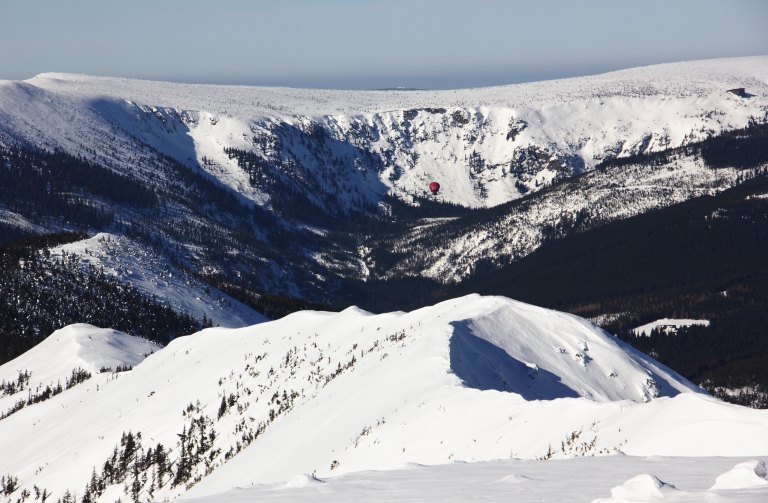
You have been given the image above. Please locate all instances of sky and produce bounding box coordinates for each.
[1,0,767,90]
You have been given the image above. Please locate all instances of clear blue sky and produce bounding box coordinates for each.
[1,0,766,89]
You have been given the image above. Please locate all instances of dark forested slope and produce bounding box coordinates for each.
[0,233,201,365]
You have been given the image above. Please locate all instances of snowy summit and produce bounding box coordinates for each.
[1,295,767,502]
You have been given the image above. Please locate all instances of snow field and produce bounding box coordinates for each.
[632,319,711,336]
[1,295,768,502]
[182,456,768,503]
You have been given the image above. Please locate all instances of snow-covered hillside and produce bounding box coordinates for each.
[0,57,766,213]
[0,324,158,382]
[0,324,159,422]
[50,233,267,328]
[364,150,752,282]
[632,318,711,336]
[1,295,767,502]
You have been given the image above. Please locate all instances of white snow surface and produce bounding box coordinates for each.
[632,319,711,336]
[592,473,684,502]
[182,457,768,503]
[711,460,768,491]
[0,324,159,415]
[50,232,267,328]
[2,295,768,502]
[0,56,766,210]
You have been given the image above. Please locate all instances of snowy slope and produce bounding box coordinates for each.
[50,233,267,328]
[1,295,767,502]
[0,56,766,213]
[0,324,159,420]
[632,318,711,336]
[0,324,158,380]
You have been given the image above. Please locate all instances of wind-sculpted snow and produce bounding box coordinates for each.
[0,324,159,421]
[593,474,683,502]
[181,457,768,503]
[1,295,767,502]
[448,302,700,402]
[0,324,159,385]
[710,460,768,490]
[449,327,581,399]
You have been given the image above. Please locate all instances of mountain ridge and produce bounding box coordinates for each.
[1,57,765,300]
[2,56,766,213]
[4,295,765,503]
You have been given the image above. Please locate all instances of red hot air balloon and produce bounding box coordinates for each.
[429,182,440,195]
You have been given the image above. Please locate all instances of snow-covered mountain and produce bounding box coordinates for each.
[1,295,767,502]
[1,56,766,295]
[1,57,766,212]
[2,57,767,401]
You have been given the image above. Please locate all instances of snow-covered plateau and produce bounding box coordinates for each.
[1,57,767,291]
[1,295,767,502]
[1,57,766,211]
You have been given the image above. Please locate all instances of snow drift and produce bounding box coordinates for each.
[180,457,768,503]
[0,324,159,398]
[711,460,768,490]
[593,474,683,502]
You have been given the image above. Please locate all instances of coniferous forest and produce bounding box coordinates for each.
[0,144,156,229]
[0,232,200,365]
